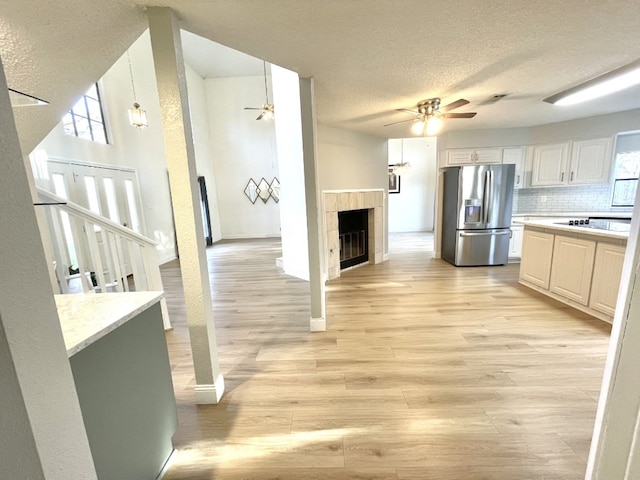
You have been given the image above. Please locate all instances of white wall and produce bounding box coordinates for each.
[316,125,388,191]
[388,137,437,232]
[32,31,178,263]
[204,75,280,239]
[272,64,309,280]
[185,63,222,242]
[316,125,389,255]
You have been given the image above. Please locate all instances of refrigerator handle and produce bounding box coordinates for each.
[483,170,493,224]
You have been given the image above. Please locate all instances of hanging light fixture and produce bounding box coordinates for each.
[126,50,148,129]
[391,138,411,173]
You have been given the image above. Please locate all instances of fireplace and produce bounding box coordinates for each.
[338,209,369,269]
[323,189,385,280]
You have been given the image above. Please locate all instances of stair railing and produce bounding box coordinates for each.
[36,186,171,330]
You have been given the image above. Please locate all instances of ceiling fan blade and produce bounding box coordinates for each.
[396,108,419,115]
[256,112,265,120]
[443,112,477,119]
[384,118,418,127]
[244,107,262,110]
[441,99,470,112]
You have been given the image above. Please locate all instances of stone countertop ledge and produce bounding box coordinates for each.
[55,291,164,357]
[514,219,629,241]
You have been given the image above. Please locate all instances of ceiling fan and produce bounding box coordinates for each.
[244,61,274,120]
[384,98,476,135]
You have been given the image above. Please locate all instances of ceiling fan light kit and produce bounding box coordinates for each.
[384,97,476,136]
[544,59,640,106]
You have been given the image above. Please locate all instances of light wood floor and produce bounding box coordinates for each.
[161,233,611,480]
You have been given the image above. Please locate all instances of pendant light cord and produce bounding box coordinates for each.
[127,50,137,103]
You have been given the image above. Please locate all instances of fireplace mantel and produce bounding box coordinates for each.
[323,190,384,280]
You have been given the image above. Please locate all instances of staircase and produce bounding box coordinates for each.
[36,187,171,330]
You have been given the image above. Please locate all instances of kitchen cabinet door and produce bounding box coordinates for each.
[509,224,524,259]
[549,235,596,305]
[503,147,526,189]
[445,148,503,166]
[531,142,569,186]
[569,137,613,185]
[475,148,503,164]
[590,243,626,316]
[519,230,554,288]
[445,149,476,166]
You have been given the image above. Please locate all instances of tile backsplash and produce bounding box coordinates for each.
[514,185,633,214]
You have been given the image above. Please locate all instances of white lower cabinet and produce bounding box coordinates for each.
[590,243,626,316]
[519,230,554,288]
[519,226,627,322]
[509,225,524,259]
[549,236,596,305]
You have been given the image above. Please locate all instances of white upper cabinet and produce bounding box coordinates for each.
[530,136,613,187]
[569,137,613,185]
[502,146,526,189]
[445,148,502,166]
[531,142,570,186]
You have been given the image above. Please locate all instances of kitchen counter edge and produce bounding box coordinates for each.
[55,291,165,357]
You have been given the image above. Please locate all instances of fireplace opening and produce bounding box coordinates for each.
[338,209,369,270]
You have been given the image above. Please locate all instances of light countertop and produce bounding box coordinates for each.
[55,291,164,357]
[514,219,629,241]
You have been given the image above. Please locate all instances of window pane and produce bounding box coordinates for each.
[124,179,141,233]
[91,121,107,144]
[72,97,88,117]
[614,152,640,179]
[75,116,92,140]
[84,176,101,215]
[64,84,108,144]
[86,97,102,122]
[86,83,98,100]
[103,177,120,223]
[62,113,75,136]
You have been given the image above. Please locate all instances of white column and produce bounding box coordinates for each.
[586,199,640,478]
[147,7,224,404]
[0,58,97,478]
[299,77,326,331]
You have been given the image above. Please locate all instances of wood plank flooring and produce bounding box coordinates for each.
[161,233,611,480]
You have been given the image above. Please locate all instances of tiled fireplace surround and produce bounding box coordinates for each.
[323,190,384,280]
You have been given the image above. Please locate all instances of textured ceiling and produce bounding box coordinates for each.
[3,0,640,150]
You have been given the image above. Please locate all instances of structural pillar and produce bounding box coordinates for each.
[147,7,224,403]
[0,57,97,478]
[587,200,640,478]
[299,77,326,331]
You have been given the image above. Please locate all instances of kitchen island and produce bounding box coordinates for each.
[56,292,177,480]
[516,219,628,323]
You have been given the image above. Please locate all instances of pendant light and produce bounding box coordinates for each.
[391,138,411,173]
[126,50,148,128]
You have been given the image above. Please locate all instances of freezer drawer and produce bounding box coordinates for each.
[454,229,511,266]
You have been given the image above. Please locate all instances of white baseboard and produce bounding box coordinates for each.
[284,266,310,281]
[221,233,282,240]
[194,374,225,404]
[275,256,283,268]
[383,253,390,261]
[310,317,326,332]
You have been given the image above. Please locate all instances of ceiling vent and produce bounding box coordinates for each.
[479,94,508,105]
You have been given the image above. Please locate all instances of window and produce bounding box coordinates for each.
[62,83,108,144]
[611,133,640,207]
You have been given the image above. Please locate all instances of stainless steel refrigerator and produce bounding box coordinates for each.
[441,164,515,266]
